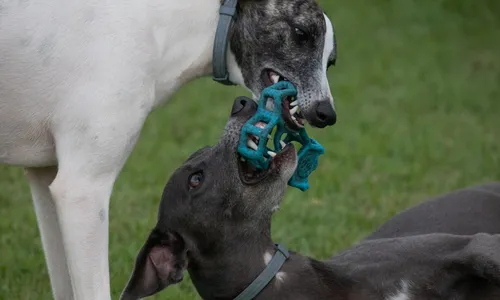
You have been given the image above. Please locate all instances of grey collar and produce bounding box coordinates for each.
[212,0,238,86]
[233,244,290,300]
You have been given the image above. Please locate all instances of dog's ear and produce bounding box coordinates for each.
[431,233,500,297]
[120,229,188,300]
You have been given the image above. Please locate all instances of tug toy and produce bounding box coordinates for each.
[237,81,325,191]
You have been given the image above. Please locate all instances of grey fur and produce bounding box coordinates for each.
[230,0,337,127]
[120,97,298,299]
[121,100,500,299]
[366,182,500,240]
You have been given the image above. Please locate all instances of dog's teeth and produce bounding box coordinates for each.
[271,74,280,84]
[266,99,275,110]
[289,106,298,115]
[291,115,298,123]
[247,139,258,150]
[290,100,298,107]
[280,140,286,148]
[267,151,276,157]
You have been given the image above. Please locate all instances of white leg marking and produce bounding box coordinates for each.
[26,167,74,300]
[50,173,114,300]
[386,280,412,300]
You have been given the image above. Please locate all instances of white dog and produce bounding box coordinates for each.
[0,0,337,299]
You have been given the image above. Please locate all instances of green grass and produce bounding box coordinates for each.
[1,0,499,298]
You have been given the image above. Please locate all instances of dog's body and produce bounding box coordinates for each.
[123,98,500,299]
[0,0,337,299]
[366,182,500,240]
[334,182,500,300]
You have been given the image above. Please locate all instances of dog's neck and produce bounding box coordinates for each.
[186,217,276,299]
[185,217,346,300]
[147,0,242,107]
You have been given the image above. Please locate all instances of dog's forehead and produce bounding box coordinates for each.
[267,0,322,14]
[266,0,325,26]
[169,147,216,177]
[182,145,228,170]
[185,146,213,163]
[255,0,335,62]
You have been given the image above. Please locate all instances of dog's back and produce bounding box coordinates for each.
[366,182,500,240]
[322,183,500,300]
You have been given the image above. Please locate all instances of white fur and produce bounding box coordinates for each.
[386,280,412,300]
[275,271,287,284]
[227,43,246,86]
[321,14,335,109]
[0,0,237,299]
[264,252,273,264]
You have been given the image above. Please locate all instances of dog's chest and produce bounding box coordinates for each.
[0,95,57,166]
[0,0,219,166]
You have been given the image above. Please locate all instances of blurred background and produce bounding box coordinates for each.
[1,0,499,298]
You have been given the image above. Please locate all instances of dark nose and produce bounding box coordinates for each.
[231,96,258,117]
[310,101,337,128]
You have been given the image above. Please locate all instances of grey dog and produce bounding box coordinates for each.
[121,97,500,300]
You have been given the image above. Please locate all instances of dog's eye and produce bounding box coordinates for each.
[188,171,204,190]
[292,26,309,44]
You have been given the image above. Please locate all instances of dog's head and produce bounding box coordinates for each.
[227,0,337,129]
[120,97,297,300]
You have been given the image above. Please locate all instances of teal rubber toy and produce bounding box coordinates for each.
[237,81,325,191]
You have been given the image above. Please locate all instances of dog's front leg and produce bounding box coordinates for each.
[26,166,74,300]
[47,103,149,300]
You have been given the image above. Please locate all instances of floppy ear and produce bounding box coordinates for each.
[120,229,188,300]
[434,233,500,297]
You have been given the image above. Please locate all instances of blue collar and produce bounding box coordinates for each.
[233,244,290,300]
[212,0,238,86]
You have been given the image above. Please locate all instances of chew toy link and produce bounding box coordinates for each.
[237,81,325,191]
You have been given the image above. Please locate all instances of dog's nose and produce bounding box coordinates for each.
[310,101,337,128]
[231,97,258,117]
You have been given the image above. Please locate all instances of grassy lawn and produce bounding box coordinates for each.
[1,0,499,299]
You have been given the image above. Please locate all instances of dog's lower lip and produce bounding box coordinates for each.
[237,140,296,185]
[237,128,295,185]
[237,154,271,185]
[273,143,295,161]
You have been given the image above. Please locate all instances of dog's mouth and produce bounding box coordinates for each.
[237,121,295,185]
[261,69,305,131]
